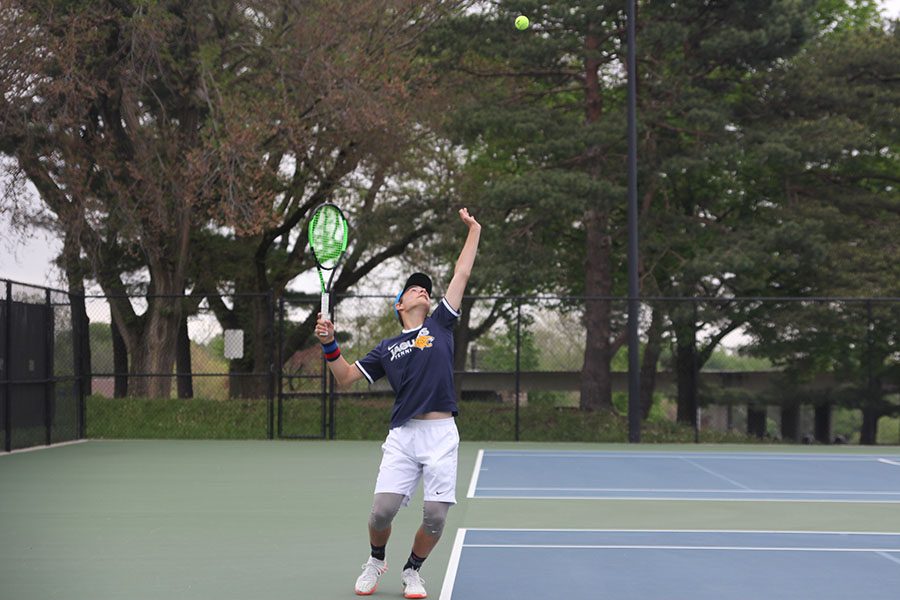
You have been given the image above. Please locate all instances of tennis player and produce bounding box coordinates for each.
[315,208,481,598]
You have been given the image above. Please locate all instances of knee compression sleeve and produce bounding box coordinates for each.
[421,501,451,538]
[369,493,404,531]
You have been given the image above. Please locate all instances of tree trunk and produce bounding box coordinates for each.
[111,315,128,398]
[639,306,663,420]
[814,404,831,444]
[452,296,476,405]
[453,296,476,372]
[123,294,182,399]
[60,232,92,405]
[780,404,800,442]
[580,208,614,412]
[859,408,879,445]
[228,294,272,399]
[176,316,193,399]
[673,307,698,426]
[747,406,767,439]
[578,29,613,412]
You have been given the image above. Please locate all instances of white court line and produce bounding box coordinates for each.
[483,451,897,462]
[472,495,900,504]
[879,459,900,467]
[438,529,467,600]
[466,449,484,499]
[463,544,900,553]
[461,528,900,535]
[877,552,900,566]
[477,487,900,495]
[0,439,88,456]
[681,456,751,489]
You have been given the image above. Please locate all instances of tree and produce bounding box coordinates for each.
[429,0,826,415]
[624,1,894,428]
[425,1,641,411]
[0,1,267,396]
[738,21,900,443]
[1,0,470,398]
[185,1,471,398]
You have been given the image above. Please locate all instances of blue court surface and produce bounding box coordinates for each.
[439,529,900,600]
[467,449,900,502]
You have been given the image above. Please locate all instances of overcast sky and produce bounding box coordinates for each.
[2,0,898,289]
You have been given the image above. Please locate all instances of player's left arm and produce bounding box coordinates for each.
[444,207,481,312]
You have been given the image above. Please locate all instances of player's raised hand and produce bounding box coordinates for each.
[459,207,480,230]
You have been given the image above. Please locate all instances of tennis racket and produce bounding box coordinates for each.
[308,202,349,335]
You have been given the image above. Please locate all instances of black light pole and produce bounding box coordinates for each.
[626,0,641,443]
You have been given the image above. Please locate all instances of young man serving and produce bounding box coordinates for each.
[315,208,481,598]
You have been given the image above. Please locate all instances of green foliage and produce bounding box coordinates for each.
[87,392,771,443]
[86,395,270,439]
[206,334,225,361]
[702,351,773,372]
[88,322,116,373]
[878,415,900,445]
[474,325,540,371]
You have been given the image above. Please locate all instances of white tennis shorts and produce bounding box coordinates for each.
[374,417,459,505]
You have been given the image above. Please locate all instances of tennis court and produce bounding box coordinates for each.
[468,449,900,502]
[2,440,899,599]
[441,529,900,600]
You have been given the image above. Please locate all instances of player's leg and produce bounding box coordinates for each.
[368,492,404,556]
[401,419,459,598]
[356,492,405,595]
[411,500,451,559]
[356,427,422,596]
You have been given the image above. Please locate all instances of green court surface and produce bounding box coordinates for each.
[2,440,899,599]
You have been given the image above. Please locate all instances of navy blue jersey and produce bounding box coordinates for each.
[355,298,460,428]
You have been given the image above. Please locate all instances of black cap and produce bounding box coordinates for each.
[394,272,432,321]
[400,272,432,297]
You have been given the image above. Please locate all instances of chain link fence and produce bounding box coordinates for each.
[323,295,898,444]
[83,292,274,440]
[4,280,897,448]
[1,279,83,451]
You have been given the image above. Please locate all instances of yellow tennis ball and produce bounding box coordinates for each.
[515,15,529,30]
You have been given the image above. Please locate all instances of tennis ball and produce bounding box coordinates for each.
[515,15,529,30]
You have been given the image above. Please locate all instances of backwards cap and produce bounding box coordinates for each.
[394,273,432,321]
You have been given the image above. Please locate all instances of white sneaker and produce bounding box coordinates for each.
[401,568,427,599]
[355,556,387,595]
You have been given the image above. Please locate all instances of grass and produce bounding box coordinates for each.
[878,416,900,445]
[85,394,762,444]
[87,395,271,439]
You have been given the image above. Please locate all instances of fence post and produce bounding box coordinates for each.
[267,290,275,440]
[863,300,876,445]
[277,296,284,439]
[328,298,336,440]
[3,281,10,451]
[693,299,700,444]
[514,299,521,442]
[70,290,86,440]
[44,289,53,446]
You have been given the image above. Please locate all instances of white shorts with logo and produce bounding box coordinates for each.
[374,417,459,505]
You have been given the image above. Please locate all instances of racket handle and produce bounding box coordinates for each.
[320,293,330,323]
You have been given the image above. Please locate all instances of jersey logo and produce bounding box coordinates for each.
[388,328,435,361]
[414,328,435,350]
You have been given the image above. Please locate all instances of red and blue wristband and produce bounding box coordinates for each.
[322,340,341,362]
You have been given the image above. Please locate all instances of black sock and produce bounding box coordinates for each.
[370,544,386,561]
[403,551,426,571]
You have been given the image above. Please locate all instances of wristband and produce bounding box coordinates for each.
[322,340,341,362]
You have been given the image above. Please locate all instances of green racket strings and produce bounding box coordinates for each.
[308,205,348,269]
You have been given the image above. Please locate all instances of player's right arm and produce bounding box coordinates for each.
[316,313,364,388]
